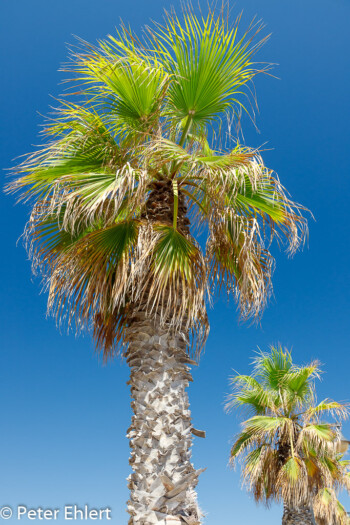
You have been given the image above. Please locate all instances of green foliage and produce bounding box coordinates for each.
[7,5,307,358]
[228,346,350,524]
[148,10,267,127]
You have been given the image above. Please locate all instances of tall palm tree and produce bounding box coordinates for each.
[228,346,350,525]
[8,7,307,525]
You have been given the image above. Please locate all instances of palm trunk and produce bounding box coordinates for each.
[125,312,203,525]
[282,504,316,525]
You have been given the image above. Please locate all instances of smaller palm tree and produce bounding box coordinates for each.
[227,346,350,525]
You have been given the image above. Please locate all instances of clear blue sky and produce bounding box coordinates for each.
[1,1,350,523]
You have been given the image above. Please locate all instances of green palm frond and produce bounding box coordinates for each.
[252,346,294,389]
[24,204,89,276]
[148,9,267,127]
[244,415,291,441]
[231,428,259,458]
[226,374,278,416]
[51,163,149,230]
[281,365,320,403]
[317,454,343,479]
[305,400,350,422]
[233,170,308,255]
[66,31,169,135]
[206,213,274,319]
[46,220,139,352]
[279,456,305,483]
[299,424,337,454]
[314,488,350,525]
[8,104,123,204]
[277,456,309,505]
[244,444,269,470]
[147,137,255,172]
[148,225,208,350]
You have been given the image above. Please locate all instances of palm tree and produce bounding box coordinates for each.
[228,346,350,525]
[8,7,307,525]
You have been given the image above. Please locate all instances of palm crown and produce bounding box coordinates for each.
[9,9,306,358]
[228,346,350,525]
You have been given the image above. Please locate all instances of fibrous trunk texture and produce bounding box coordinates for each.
[125,313,202,525]
[282,505,316,525]
[141,179,190,234]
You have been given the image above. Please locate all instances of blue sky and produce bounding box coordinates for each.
[1,0,350,523]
